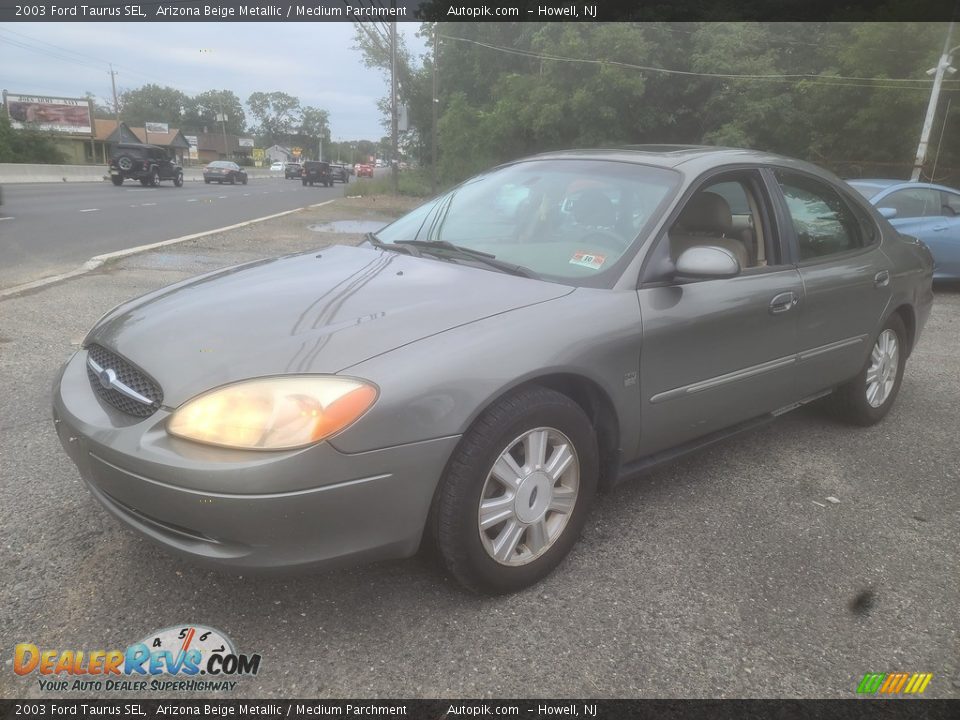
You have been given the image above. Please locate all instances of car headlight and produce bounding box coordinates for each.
[167,376,378,450]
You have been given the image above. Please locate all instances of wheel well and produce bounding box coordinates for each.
[892,304,916,356]
[520,374,622,493]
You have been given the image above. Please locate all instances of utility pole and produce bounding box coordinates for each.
[912,22,956,181]
[108,64,120,122]
[431,25,439,193]
[390,16,399,194]
[217,96,229,161]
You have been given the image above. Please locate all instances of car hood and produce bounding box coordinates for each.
[87,244,572,407]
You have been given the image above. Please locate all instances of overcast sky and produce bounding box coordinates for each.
[0,22,429,141]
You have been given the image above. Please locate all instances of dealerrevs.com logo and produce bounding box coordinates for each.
[13,625,261,692]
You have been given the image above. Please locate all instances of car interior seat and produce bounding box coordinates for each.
[670,191,751,269]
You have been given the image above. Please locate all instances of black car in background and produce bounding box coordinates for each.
[110,143,183,187]
[302,161,333,187]
[203,161,248,185]
[331,164,350,183]
[284,162,302,179]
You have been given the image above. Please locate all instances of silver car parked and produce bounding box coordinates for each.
[53,146,934,593]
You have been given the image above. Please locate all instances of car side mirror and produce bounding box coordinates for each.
[878,207,898,219]
[674,246,741,279]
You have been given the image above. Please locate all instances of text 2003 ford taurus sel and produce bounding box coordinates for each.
[53,147,934,593]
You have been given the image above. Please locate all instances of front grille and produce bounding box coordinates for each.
[86,344,162,418]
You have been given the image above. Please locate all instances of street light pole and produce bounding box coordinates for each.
[911,22,955,181]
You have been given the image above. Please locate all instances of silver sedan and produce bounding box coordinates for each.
[53,146,934,593]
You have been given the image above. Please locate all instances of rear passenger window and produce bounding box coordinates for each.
[776,171,863,261]
[942,191,960,216]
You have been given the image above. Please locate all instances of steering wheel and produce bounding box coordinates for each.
[579,229,629,251]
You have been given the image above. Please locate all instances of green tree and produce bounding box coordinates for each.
[247,91,302,147]
[0,111,66,163]
[118,84,188,127]
[182,90,246,135]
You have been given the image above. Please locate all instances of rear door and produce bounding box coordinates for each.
[771,169,891,398]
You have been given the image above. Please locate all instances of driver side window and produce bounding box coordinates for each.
[668,174,769,271]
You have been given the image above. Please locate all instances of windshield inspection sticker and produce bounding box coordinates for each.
[570,251,607,270]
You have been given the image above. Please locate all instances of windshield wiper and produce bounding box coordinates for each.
[365,232,422,257]
[393,240,541,280]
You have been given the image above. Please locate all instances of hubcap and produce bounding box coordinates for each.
[478,427,580,567]
[866,329,899,408]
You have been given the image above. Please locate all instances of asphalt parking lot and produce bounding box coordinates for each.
[0,198,957,699]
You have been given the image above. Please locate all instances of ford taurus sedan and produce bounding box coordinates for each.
[847,179,960,280]
[53,147,934,594]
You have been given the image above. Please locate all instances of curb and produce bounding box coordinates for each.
[0,199,336,301]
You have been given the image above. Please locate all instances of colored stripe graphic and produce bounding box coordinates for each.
[858,672,932,694]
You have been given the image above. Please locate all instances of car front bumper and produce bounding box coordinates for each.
[52,350,459,572]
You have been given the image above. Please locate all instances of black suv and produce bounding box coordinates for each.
[110,144,183,187]
[330,164,350,184]
[284,162,302,179]
[301,161,333,187]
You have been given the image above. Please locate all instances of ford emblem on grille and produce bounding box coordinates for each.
[87,354,155,406]
[98,367,117,390]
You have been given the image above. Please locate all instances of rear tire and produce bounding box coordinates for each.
[111,176,123,186]
[432,386,598,594]
[302,180,307,186]
[830,314,907,426]
[149,169,159,187]
[173,172,183,187]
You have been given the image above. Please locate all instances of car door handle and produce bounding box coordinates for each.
[769,291,799,314]
[874,270,890,287]
[932,225,947,231]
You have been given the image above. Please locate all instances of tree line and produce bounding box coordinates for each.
[357,21,960,187]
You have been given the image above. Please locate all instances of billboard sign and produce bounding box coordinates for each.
[238,138,254,148]
[184,135,199,160]
[4,93,93,135]
[145,122,169,134]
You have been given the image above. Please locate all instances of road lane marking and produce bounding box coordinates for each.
[218,196,227,199]
[79,208,99,213]
[0,199,336,300]
[187,198,198,202]
[141,202,156,206]
[0,216,14,221]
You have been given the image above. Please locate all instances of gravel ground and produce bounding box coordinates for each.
[0,200,957,700]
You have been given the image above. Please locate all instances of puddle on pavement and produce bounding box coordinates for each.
[308,220,390,234]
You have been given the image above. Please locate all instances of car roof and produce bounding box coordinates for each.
[523,145,839,178]
[117,143,165,151]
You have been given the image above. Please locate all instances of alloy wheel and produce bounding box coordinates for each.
[478,427,580,566]
[866,329,899,408]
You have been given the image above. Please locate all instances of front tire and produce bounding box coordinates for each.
[830,314,907,426]
[111,176,123,186]
[432,386,598,594]
[173,172,183,187]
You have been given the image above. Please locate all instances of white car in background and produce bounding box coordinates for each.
[269,161,284,173]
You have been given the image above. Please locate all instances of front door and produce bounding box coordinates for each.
[636,169,803,457]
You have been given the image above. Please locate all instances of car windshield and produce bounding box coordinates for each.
[375,159,679,286]
[209,161,234,168]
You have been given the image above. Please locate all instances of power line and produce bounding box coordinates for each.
[439,34,960,89]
